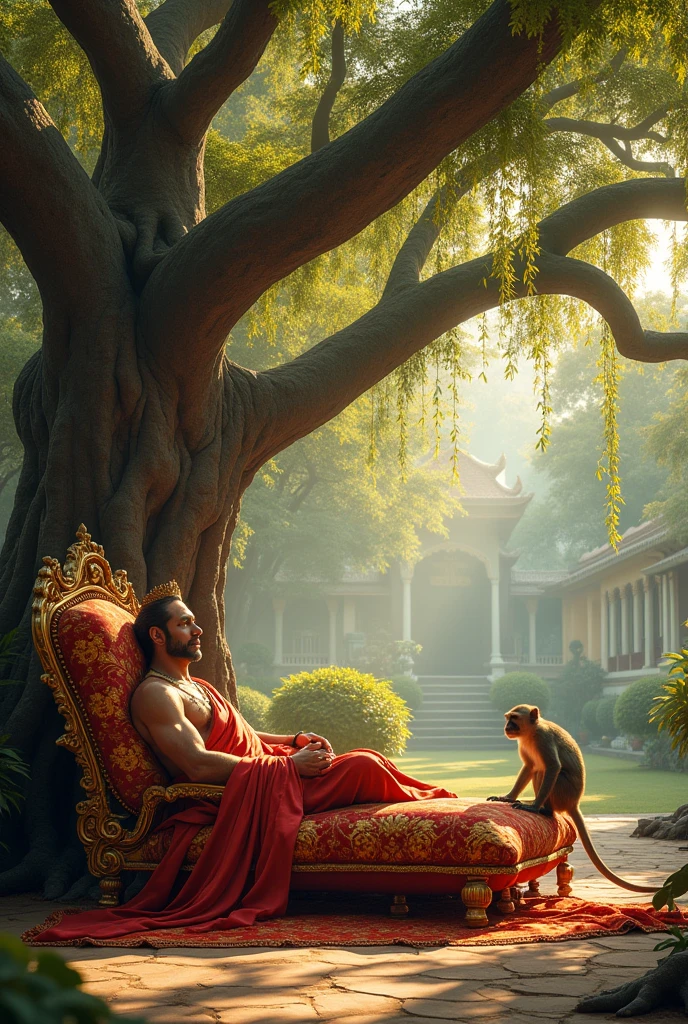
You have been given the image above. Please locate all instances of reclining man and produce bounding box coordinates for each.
[33,582,455,943]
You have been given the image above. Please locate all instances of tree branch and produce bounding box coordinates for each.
[545,109,674,177]
[247,176,688,467]
[161,0,278,143]
[311,22,346,153]
[48,0,171,121]
[145,0,232,76]
[540,48,627,111]
[0,55,124,324]
[142,0,574,372]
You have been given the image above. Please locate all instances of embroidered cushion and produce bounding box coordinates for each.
[56,598,167,812]
[136,798,574,869]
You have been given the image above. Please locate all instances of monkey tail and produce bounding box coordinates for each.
[569,809,656,894]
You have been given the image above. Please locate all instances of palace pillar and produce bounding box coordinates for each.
[600,590,609,671]
[326,598,339,665]
[620,588,629,656]
[669,572,678,652]
[525,598,538,664]
[609,590,618,660]
[586,594,595,659]
[489,576,505,677]
[632,581,643,655]
[400,562,414,642]
[643,577,654,669]
[272,598,285,666]
[661,574,670,651]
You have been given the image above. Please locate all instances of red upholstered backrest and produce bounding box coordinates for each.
[55,598,167,812]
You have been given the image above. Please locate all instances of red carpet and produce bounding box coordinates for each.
[24,894,687,949]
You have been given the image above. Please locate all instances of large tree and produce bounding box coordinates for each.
[0,0,687,897]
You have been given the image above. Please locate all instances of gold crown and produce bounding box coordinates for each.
[140,580,183,609]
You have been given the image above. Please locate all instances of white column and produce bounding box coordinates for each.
[343,597,356,636]
[632,581,643,655]
[326,598,338,665]
[586,594,595,659]
[400,562,414,642]
[609,590,618,659]
[272,598,285,666]
[669,572,679,652]
[620,588,629,656]
[600,591,609,671]
[525,598,538,665]
[661,574,670,651]
[489,577,505,677]
[643,577,654,669]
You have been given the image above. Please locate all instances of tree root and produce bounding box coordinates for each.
[577,951,688,1016]
[633,804,688,840]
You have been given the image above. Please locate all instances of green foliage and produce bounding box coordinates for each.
[614,676,665,739]
[581,698,601,737]
[236,675,278,697]
[489,672,551,715]
[234,643,273,672]
[650,647,688,758]
[268,667,411,755]
[653,924,688,959]
[642,733,688,773]
[653,863,688,914]
[549,646,606,734]
[237,686,272,731]
[387,676,424,712]
[0,931,145,1023]
[595,695,618,737]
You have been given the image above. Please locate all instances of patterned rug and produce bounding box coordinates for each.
[24,893,688,949]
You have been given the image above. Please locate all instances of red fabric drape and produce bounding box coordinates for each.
[32,680,454,943]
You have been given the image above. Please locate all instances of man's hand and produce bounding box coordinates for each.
[291,742,334,778]
[297,732,334,754]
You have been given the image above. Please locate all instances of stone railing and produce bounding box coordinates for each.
[280,653,330,667]
[518,654,564,666]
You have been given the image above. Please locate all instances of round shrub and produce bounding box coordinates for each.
[595,695,618,737]
[268,667,411,756]
[237,685,272,731]
[489,672,551,715]
[614,676,664,739]
[387,676,424,712]
[581,698,602,737]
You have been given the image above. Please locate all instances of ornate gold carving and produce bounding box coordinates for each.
[32,525,225,885]
[461,876,492,927]
[290,844,574,875]
[495,887,515,914]
[527,877,541,897]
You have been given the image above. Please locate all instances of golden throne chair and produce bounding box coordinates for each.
[32,527,576,925]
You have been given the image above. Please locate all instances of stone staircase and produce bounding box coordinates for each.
[407,676,508,750]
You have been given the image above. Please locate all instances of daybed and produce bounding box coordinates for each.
[31,526,576,927]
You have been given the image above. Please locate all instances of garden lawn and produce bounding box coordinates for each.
[396,749,685,814]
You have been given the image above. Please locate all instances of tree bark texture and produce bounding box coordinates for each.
[0,0,685,896]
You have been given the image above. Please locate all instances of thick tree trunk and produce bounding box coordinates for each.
[0,306,252,894]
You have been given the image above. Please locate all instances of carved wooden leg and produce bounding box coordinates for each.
[461,877,491,928]
[527,878,541,897]
[390,894,409,917]
[556,859,574,897]
[495,887,515,914]
[512,884,526,907]
[99,875,122,907]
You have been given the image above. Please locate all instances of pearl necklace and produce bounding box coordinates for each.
[145,669,212,714]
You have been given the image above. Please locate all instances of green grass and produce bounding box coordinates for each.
[396,749,685,814]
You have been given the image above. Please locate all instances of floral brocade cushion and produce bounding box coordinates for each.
[56,599,167,812]
[138,798,575,869]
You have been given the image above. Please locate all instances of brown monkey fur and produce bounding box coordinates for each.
[487,704,655,893]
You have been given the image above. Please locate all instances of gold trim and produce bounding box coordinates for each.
[290,846,574,875]
[32,524,224,882]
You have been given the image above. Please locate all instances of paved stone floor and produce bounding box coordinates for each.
[2,816,687,1023]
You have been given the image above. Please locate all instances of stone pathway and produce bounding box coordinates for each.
[1,816,686,1023]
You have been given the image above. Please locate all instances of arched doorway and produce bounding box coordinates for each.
[412,549,491,675]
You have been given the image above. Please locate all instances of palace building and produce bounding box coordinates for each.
[229,452,688,747]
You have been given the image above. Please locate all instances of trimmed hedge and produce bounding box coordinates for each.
[387,676,424,712]
[268,667,411,756]
[614,676,664,739]
[237,685,272,731]
[581,698,602,736]
[489,672,551,715]
[595,695,618,737]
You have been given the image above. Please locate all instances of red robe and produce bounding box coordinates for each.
[32,680,455,942]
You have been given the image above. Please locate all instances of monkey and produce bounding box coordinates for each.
[487,704,655,893]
